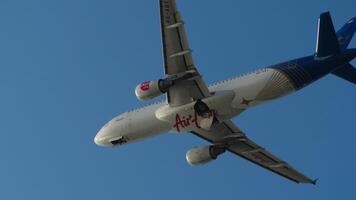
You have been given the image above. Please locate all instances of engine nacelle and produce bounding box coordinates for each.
[135,79,173,101]
[186,146,225,166]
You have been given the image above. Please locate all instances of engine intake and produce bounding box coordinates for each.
[135,79,173,101]
[135,70,200,101]
[186,146,225,166]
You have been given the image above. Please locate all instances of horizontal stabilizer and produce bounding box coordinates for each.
[332,63,356,84]
[316,12,340,57]
[337,17,356,50]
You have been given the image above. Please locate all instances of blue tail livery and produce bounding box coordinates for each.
[337,16,356,50]
[272,12,356,87]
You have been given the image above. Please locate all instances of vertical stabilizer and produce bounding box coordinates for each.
[316,12,340,57]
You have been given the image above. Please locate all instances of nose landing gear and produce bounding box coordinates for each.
[109,136,128,146]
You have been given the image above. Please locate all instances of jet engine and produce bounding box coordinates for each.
[186,146,226,166]
[135,79,173,101]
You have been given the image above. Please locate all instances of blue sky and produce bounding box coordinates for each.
[0,0,355,199]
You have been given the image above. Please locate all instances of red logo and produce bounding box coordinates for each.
[173,112,200,132]
[140,81,150,91]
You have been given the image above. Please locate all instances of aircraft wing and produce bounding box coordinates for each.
[190,120,316,184]
[159,0,211,106]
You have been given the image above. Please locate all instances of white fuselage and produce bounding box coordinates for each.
[94,68,296,147]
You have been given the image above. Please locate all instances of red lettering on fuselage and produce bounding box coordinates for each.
[173,112,201,132]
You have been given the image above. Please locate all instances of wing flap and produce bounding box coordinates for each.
[227,138,313,184]
[190,120,315,184]
[160,0,194,74]
[159,0,210,106]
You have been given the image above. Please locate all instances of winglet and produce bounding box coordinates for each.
[312,178,319,185]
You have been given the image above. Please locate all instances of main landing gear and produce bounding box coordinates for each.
[193,99,217,131]
[194,99,211,118]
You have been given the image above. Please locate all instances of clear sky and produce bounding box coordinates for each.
[0,0,355,199]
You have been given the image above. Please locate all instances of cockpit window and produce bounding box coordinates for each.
[114,116,124,122]
[104,112,128,127]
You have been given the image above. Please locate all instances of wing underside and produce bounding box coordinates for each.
[159,0,210,106]
[191,121,315,184]
[158,0,314,184]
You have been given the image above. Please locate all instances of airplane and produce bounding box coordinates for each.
[94,0,356,184]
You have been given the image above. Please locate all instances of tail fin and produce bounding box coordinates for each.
[332,63,356,84]
[315,12,340,57]
[337,17,356,50]
[315,13,356,84]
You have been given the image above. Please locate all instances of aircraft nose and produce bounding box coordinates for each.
[94,135,105,146]
[94,129,112,147]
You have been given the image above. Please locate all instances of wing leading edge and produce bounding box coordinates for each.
[159,0,210,106]
[191,121,316,184]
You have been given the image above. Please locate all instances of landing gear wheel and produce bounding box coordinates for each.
[194,100,211,118]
